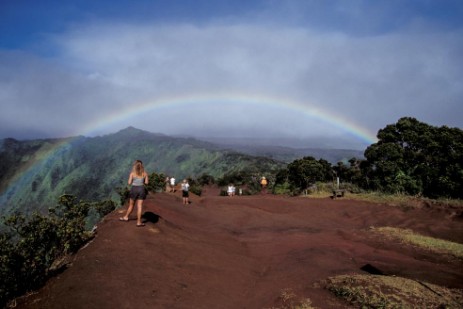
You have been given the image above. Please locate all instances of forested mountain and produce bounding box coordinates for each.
[2,117,461,224]
[0,127,287,216]
[210,143,364,164]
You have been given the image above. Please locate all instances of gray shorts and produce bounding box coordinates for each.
[130,186,147,200]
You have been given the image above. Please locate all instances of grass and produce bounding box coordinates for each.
[341,190,463,209]
[373,226,463,259]
[325,228,463,308]
[308,187,463,308]
[325,274,463,309]
[267,289,317,309]
[301,184,463,211]
[353,191,411,204]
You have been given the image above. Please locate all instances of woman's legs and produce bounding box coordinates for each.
[122,198,135,220]
[136,199,144,225]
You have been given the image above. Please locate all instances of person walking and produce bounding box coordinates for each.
[181,179,190,205]
[119,160,149,227]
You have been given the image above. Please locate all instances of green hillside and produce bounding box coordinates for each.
[0,127,285,216]
[212,143,364,164]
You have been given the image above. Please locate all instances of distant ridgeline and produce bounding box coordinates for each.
[0,127,362,216]
[212,143,364,164]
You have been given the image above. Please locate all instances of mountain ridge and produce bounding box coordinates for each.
[0,127,284,216]
[0,127,364,217]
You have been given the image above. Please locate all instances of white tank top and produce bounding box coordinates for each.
[132,175,144,186]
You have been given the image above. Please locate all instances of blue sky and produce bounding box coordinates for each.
[1,0,462,148]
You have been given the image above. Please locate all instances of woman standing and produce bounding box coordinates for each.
[120,160,149,227]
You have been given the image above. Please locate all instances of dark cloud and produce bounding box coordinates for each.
[1,1,462,147]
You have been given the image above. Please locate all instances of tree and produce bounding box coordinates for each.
[0,195,115,307]
[363,117,463,198]
[197,173,215,186]
[287,156,332,190]
[333,158,366,189]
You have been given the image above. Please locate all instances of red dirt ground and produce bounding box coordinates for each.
[15,187,463,309]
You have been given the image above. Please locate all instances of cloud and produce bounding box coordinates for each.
[59,21,463,125]
[0,50,126,138]
[1,7,462,146]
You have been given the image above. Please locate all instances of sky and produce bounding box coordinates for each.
[1,0,462,149]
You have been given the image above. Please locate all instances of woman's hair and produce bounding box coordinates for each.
[132,160,145,177]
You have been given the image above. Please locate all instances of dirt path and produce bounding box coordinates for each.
[15,190,463,309]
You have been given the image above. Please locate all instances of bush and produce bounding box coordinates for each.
[273,182,292,195]
[0,195,114,308]
[339,182,365,194]
[190,185,202,196]
[93,199,116,217]
[147,172,166,193]
[115,185,130,206]
[197,173,215,185]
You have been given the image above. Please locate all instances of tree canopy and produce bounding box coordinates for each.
[363,117,463,198]
[272,117,463,199]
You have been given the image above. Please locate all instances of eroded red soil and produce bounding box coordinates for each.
[15,188,463,309]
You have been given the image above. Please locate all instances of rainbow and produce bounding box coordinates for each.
[79,93,378,144]
[1,93,378,206]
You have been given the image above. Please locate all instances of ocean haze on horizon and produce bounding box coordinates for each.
[1,1,462,148]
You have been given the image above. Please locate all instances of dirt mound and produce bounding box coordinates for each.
[15,191,463,309]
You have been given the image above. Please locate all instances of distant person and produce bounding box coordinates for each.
[181,179,190,205]
[170,176,176,192]
[120,160,149,227]
[260,176,268,194]
[227,184,235,197]
[227,184,232,196]
[165,176,170,192]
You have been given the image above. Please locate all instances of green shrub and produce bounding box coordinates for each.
[147,171,166,192]
[0,195,114,308]
[273,182,292,195]
[93,199,116,217]
[190,185,202,196]
[197,173,215,185]
[115,185,130,206]
[217,170,270,195]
